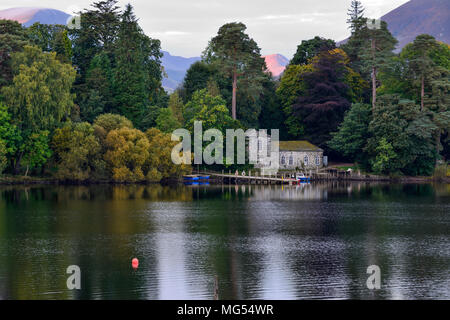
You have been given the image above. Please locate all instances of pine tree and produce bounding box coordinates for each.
[405,35,441,110]
[203,22,266,120]
[347,1,365,34]
[360,20,397,109]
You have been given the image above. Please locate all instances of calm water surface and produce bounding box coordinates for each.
[0,182,449,300]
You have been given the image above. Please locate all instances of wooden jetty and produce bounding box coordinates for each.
[192,168,389,184]
[196,170,304,185]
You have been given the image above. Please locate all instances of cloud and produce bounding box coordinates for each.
[152,31,191,37]
[0,0,410,58]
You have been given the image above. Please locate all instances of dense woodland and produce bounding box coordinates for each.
[0,0,449,182]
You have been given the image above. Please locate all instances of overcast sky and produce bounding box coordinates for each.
[0,0,409,58]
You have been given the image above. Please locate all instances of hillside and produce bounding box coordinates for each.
[381,0,449,48]
[262,54,289,78]
[161,51,201,91]
[0,7,69,27]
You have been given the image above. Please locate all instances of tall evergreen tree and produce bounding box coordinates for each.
[342,1,367,95]
[71,0,121,81]
[113,4,163,127]
[360,20,397,109]
[347,1,365,34]
[404,34,441,110]
[203,22,266,120]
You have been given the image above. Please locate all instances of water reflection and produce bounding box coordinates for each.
[0,183,449,299]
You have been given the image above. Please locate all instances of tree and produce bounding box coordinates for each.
[290,36,336,66]
[291,50,352,149]
[379,35,450,161]
[258,75,287,138]
[93,113,133,144]
[360,20,397,109]
[2,45,76,173]
[145,128,191,182]
[347,1,365,34]
[79,52,114,121]
[27,23,72,63]
[2,45,76,132]
[277,64,313,138]
[0,103,21,171]
[155,108,181,133]
[113,4,163,127]
[183,89,240,133]
[21,131,52,176]
[0,19,29,88]
[104,127,150,182]
[203,22,266,120]
[168,91,184,123]
[370,137,397,175]
[366,95,438,176]
[71,0,121,80]
[403,34,441,110]
[182,61,216,102]
[52,122,103,181]
[0,139,6,175]
[329,103,372,164]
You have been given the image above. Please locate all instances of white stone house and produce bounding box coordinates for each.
[278,141,324,170]
[254,139,324,171]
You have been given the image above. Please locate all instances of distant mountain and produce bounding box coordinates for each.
[339,0,449,49]
[262,54,289,78]
[381,0,449,49]
[161,51,200,92]
[0,7,69,26]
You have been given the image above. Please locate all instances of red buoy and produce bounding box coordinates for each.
[132,258,139,269]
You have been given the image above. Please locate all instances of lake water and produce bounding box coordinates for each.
[0,182,449,300]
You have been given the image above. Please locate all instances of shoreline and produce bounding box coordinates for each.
[1,175,449,186]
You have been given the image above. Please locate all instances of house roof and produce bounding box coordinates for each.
[279,141,323,152]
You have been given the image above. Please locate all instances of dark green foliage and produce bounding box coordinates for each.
[156,108,181,133]
[291,50,351,150]
[203,22,266,121]
[79,53,114,121]
[258,76,288,137]
[113,4,163,128]
[183,61,216,102]
[329,103,372,164]
[27,23,72,63]
[290,36,336,66]
[347,1,366,35]
[71,0,121,81]
[0,20,29,88]
[366,95,438,176]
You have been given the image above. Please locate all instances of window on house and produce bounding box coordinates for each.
[304,155,309,166]
[289,156,293,165]
[281,155,286,165]
[315,156,320,166]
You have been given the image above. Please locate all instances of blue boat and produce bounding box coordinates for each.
[296,174,311,183]
[184,175,199,181]
[198,175,210,180]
